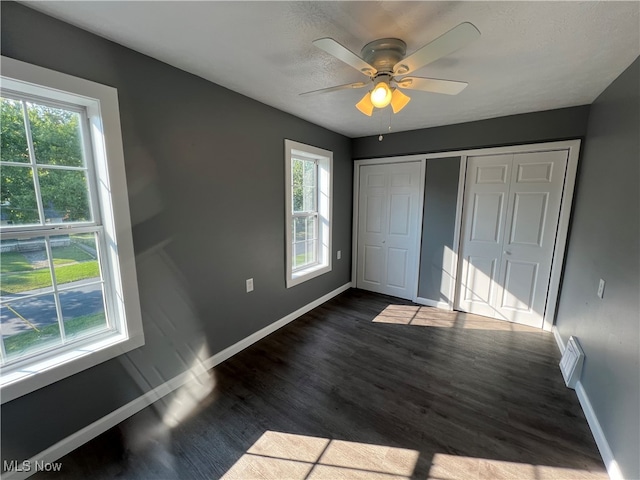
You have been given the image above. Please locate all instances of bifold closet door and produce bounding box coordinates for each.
[356,162,421,300]
[457,150,568,328]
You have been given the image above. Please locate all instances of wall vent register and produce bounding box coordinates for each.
[560,335,585,389]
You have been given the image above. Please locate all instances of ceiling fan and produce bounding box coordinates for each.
[301,22,480,116]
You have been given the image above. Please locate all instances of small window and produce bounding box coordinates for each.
[285,140,332,288]
[0,56,143,403]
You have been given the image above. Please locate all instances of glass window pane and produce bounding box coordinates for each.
[1,294,61,361]
[293,240,307,270]
[293,216,308,243]
[60,285,108,341]
[303,159,316,187]
[1,98,29,163]
[304,239,318,265]
[292,158,317,213]
[27,102,84,167]
[292,234,318,270]
[292,184,303,212]
[52,233,101,287]
[303,186,317,212]
[38,168,92,223]
[292,158,303,187]
[292,158,303,212]
[0,236,52,302]
[306,215,317,240]
[293,216,317,241]
[0,165,40,225]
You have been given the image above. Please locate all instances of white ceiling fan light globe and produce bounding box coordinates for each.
[370,82,392,108]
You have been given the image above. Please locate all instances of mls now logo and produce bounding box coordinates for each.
[3,460,62,473]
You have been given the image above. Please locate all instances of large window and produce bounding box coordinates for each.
[0,56,143,402]
[285,140,332,288]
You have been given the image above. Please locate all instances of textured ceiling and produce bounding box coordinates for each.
[24,1,640,138]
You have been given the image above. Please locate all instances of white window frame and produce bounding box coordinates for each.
[285,140,332,288]
[0,56,144,403]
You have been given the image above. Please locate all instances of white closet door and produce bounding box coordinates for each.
[457,154,512,318]
[357,162,421,300]
[494,150,568,327]
[457,150,568,328]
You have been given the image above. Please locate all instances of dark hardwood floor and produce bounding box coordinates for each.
[36,289,607,479]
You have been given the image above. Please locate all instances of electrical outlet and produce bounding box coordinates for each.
[246,278,254,293]
[597,279,605,299]
[337,250,341,260]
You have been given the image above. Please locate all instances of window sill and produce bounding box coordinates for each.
[0,331,144,404]
[287,263,331,288]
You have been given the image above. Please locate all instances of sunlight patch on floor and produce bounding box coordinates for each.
[222,431,419,479]
[372,305,539,332]
[427,453,608,480]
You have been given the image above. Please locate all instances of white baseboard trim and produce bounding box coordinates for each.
[2,282,352,480]
[552,325,566,352]
[575,381,623,480]
[551,326,621,480]
[415,296,452,310]
[202,282,351,370]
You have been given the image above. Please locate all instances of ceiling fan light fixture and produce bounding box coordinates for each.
[355,92,374,116]
[370,81,392,108]
[391,88,411,114]
[309,24,481,119]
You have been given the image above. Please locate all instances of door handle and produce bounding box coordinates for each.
[504,250,511,255]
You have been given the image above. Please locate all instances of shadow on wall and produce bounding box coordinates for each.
[119,244,218,423]
[119,151,220,450]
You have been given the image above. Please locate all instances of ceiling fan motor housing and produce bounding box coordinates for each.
[361,38,407,74]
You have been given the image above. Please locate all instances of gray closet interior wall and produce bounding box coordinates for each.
[417,157,461,302]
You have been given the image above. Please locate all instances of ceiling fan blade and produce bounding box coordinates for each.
[355,92,374,116]
[299,82,368,96]
[313,38,377,77]
[396,77,468,95]
[390,88,411,113]
[393,22,480,76]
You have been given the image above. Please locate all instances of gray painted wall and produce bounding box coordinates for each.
[418,158,461,302]
[555,57,639,480]
[1,3,352,462]
[352,105,590,159]
[4,2,636,474]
